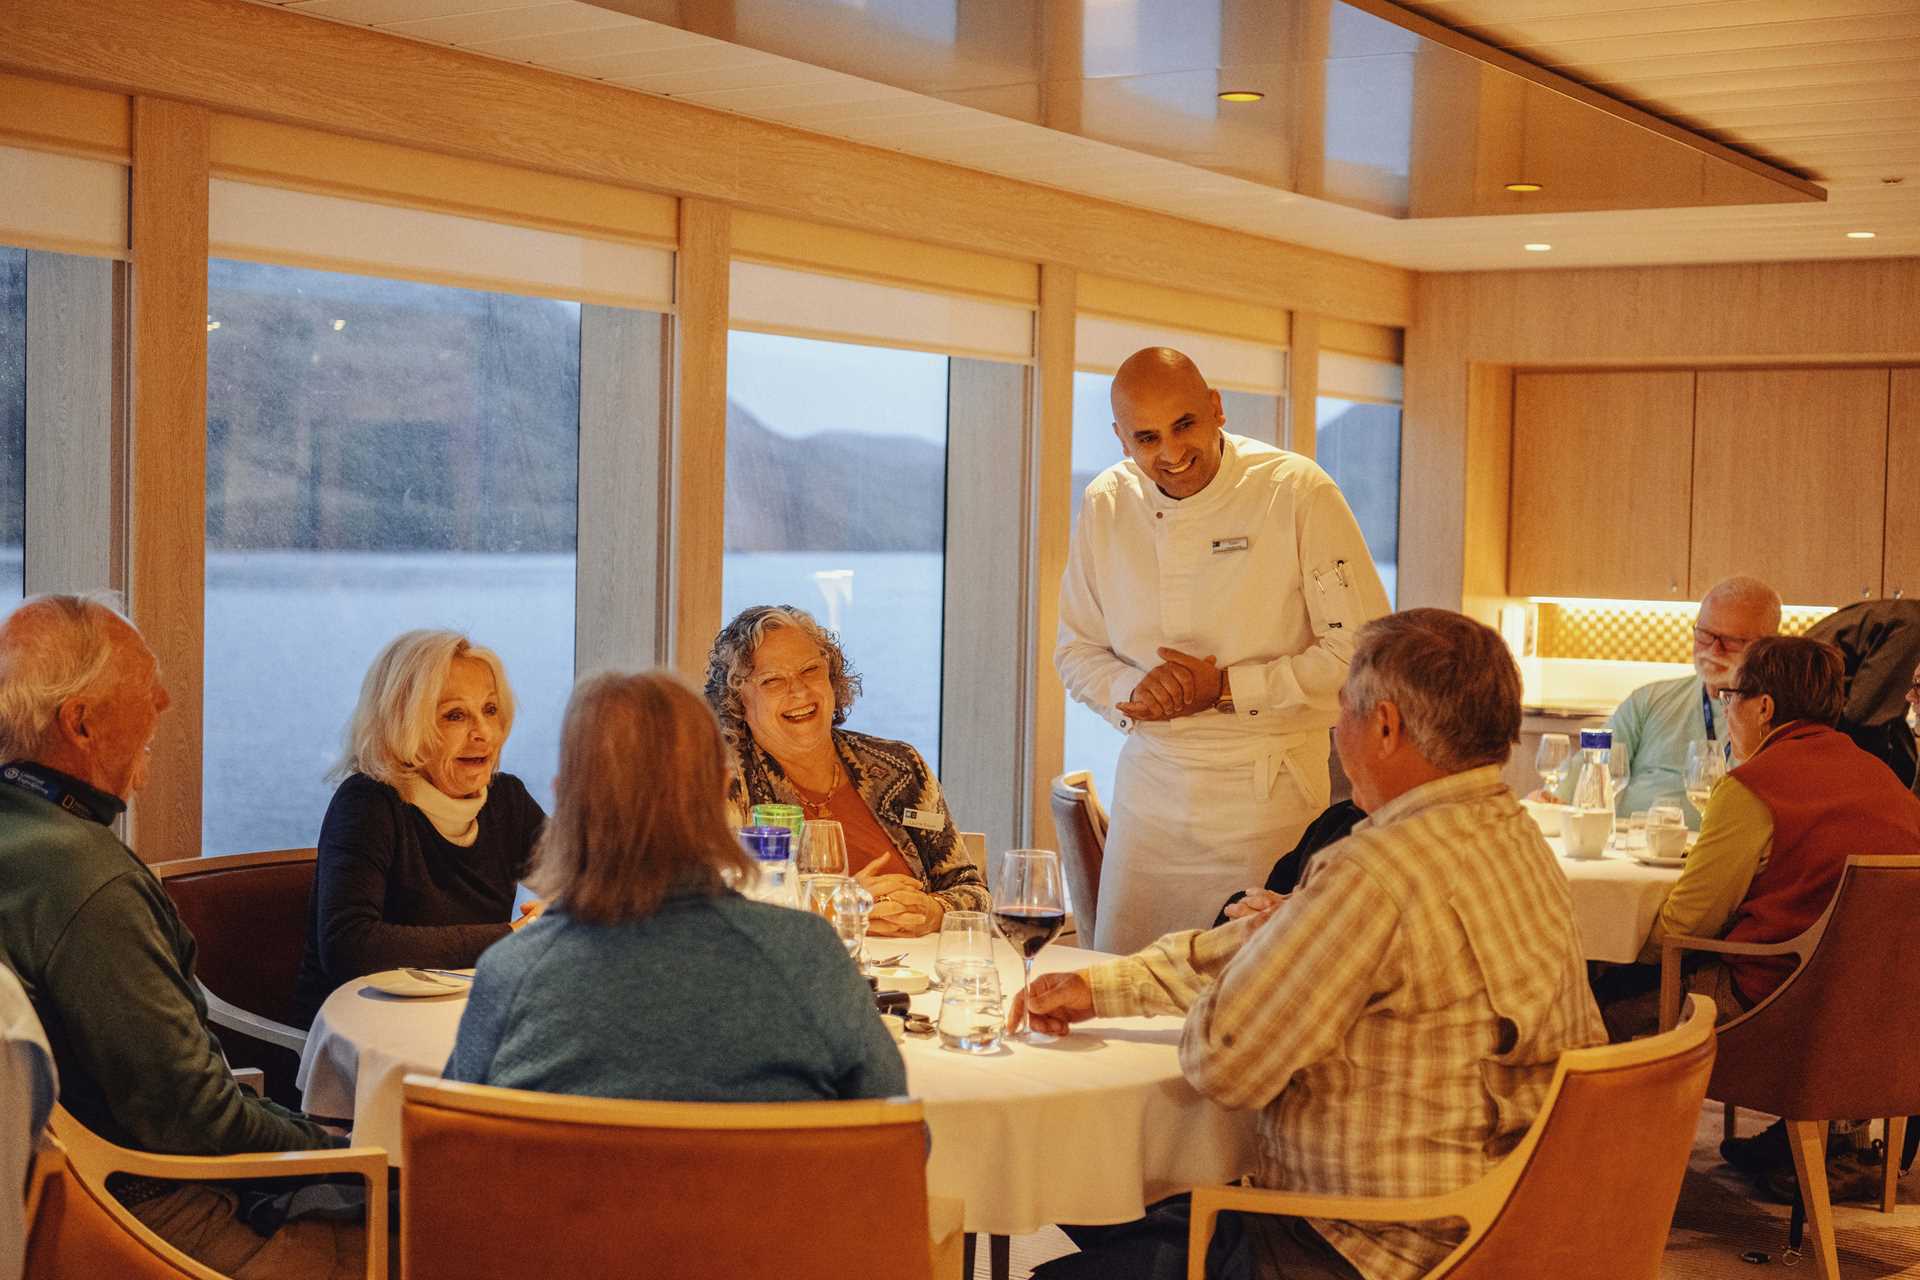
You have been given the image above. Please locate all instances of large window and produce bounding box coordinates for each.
[0,247,22,606]
[1316,395,1402,605]
[203,260,582,855]
[722,330,948,768]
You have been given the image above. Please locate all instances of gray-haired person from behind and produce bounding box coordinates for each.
[704,604,988,937]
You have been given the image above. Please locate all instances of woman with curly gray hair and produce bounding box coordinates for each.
[705,604,989,936]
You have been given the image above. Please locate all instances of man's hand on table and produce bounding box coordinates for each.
[1117,648,1225,722]
[1221,888,1286,926]
[1008,971,1095,1037]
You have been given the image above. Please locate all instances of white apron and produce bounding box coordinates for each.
[1093,730,1330,955]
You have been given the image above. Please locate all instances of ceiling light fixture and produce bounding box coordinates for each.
[1504,182,1542,193]
[1217,90,1264,103]
[1846,230,1876,239]
[332,318,347,330]
[1523,243,1552,252]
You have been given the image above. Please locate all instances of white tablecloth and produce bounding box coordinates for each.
[1547,837,1684,963]
[297,936,1258,1236]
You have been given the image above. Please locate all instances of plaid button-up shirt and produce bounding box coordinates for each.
[1088,766,1605,1280]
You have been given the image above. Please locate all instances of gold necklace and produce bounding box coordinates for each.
[788,772,842,817]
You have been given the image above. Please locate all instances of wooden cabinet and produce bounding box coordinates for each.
[1690,369,1890,606]
[1884,370,1920,598]
[1509,371,1695,599]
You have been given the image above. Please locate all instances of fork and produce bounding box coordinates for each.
[404,967,473,985]
[867,952,908,969]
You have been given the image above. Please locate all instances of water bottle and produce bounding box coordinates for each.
[738,825,793,907]
[1572,729,1614,812]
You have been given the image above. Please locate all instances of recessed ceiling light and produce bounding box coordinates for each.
[332,318,347,330]
[1523,243,1552,252]
[1846,230,1876,239]
[1505,182,1542,193]
[1217,90,1264,103]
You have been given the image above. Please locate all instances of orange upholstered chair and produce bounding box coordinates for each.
[26,1107,387,1280]
[153,848,316,1104]
[1186,993,1718,1280]
[1049,771,1108,945]
[1659,855,1920,1279]
[401,1076,962,1280]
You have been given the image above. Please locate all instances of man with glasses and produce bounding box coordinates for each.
[1552,576,1781,826]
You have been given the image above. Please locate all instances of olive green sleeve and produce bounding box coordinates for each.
[1639,777,1772,963]
[44,874,332,1155]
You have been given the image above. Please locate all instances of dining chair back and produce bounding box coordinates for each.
[1660,855,1920,1278]
[21,1141,210,1280]
[401,1077,940,1280]
[152,849,316,1103]
[1048,772,1107,946]
[1188,995,1718,1280]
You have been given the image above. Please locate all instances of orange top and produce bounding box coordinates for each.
[812,785,913,882]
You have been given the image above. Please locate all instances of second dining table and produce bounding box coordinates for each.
[297,931,1259,1241]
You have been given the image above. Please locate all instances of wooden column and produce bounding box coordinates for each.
[127,96,209,860]
[1025,263,1075,849]
[667,198,730,682]
[1287,311,1320,458]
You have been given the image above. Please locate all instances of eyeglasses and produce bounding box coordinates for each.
[747,657,830,700]
[1715,686,1762,706]
[1693,625,1763,655]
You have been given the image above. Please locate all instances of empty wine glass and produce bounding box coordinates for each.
[795,820,849,919]
[993,849,1066,1042]
[1534,733,1571,797]
[935,910,994,987]
[1684,740,1728,821]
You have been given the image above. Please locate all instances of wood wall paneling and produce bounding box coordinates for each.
[1398,273,1472,611]
[24,251,123,598]
[1461,362,1514,620]
[576,306,669,676]
[941,358,1032,858]
[1287,313,1320,459]
[1026,264,1076,851]
[1689,368,1890,607]
[667,199,730,683]
[1883,369,1920,600]
[128,97,209,861]
[1509,371,1694,601]
[0,70,128,161]
[0,0,1411,328]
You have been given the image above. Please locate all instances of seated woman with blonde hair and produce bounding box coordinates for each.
[705,604,988,937]
[444,670,904,1102]
[293,630,545,1025]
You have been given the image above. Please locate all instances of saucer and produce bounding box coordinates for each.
[1633,855,1687,869]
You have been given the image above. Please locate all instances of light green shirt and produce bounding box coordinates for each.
[1638,774,1772,962]
[1557,673,1725,828]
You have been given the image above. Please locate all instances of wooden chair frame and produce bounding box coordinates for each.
[401,1077,963,1277]
[1185,996,1719,1280]
[1049,771,1107,943]
[1657,854,1920,1275]
[152,848,316,1056]
[44,1105,388,1280]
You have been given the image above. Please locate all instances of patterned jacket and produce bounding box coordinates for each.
[730,729,991,915]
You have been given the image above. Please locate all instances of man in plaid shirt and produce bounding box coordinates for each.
[1022,609,1606,1280]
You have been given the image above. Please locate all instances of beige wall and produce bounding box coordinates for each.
[1400,258,1920,615]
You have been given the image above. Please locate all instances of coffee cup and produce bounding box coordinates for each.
[1646,821,1688,858]
[1562,807,1613,859]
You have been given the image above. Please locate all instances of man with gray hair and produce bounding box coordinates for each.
[0,595,356,1277]
[1021,609,1604,1280]
[1552,575,1782,826]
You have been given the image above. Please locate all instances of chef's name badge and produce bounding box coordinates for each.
[902,808,943,831]
[1210,536,1250,554]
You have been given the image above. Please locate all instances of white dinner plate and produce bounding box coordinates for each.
[1633,855,1687,870]
[360,968,472,998]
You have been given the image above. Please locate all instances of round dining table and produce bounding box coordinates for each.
[1547,835,1685,963]
[296,932,1259,1240]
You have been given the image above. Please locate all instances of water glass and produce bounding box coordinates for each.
[937,961,1004,1054]
[935,910,994,986]
[1535,733,1571,796]
[828,877,874,966]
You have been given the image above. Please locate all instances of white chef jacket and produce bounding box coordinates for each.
[1056,432,1390,951]
[2,963,54,1280]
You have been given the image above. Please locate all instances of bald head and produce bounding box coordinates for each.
[0,594,168,798]
[1109,347,1227,500]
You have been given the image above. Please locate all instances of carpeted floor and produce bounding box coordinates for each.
[975,1108,1920,1279]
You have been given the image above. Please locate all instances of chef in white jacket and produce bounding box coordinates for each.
[1057,347,1390,953]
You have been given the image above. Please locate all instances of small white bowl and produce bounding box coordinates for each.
[869,965,929,995]
[882,1013,907,1042]
[1521,798,1567,836]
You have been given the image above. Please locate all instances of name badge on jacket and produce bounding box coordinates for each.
[902,808,944,831]
[1210,536,1250,554]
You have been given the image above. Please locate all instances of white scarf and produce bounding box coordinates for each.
[399,775,487,848]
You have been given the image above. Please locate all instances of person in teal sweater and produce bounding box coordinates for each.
[445,670,904,1103]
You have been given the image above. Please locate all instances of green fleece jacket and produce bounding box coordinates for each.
[0,771,330,1154]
